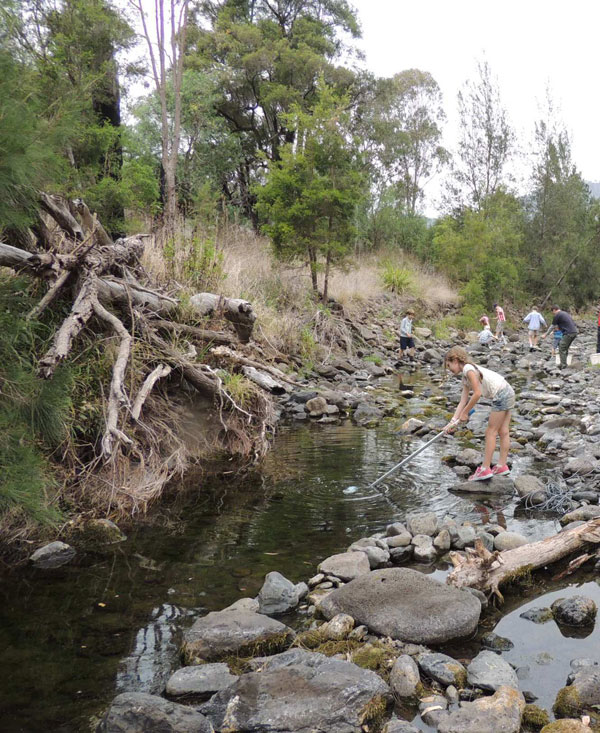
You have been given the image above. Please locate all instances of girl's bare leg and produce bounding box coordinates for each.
[483,411,506,468]
[498,410,511,465]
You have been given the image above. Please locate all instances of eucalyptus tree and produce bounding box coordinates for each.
[188,0,361,224]
[449,60,514,212]
[368,70,448,215]
[255,83,366,301]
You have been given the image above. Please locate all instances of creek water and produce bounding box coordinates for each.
[1,376,599,731]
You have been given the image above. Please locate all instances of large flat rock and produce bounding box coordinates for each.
[201,648,390,733]
[96,692,214,733]
[451,476,514,494]
[317,568,481,644]
[181,609,295,664]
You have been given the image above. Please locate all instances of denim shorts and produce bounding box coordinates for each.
[491,385,515,412]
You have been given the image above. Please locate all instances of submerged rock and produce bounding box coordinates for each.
[317,568,481,644]
[181,609,295,664]
[520,607,554,624]
[200,648,390,733]
[30,541,76,569]
[96,692,213,733]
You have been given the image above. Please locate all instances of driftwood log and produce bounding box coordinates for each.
[447,518,600,599]
[190,292,256,343]
[242,366,288,395]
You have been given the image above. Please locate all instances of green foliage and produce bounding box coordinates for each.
[0,277,70,524]
[255,81,366,298]
[381,263,413,294]
[182,237,226,291]
[220,371,254,408]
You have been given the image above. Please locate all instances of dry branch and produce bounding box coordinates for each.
[92,298,133,459]
[150,318,233,345]
[39,192,84,241]
[38,277,98,378]
[131,364,172,421]
[242,366,288,395]
[447,518,600,599]
[211,345,299,387]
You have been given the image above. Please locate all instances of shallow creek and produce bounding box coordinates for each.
[1,374,598,731]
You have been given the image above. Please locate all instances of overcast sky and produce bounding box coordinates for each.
[350,0,600,215]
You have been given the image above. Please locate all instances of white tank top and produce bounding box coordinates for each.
[462,363,509,399]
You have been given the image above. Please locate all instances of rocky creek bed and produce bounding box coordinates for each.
[5,317,600,732]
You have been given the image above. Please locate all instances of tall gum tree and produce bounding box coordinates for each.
[187,0,360,225]
[448,60,514,213]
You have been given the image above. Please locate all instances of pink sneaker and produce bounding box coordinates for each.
[492,464,510,476]
[468,466,493,482]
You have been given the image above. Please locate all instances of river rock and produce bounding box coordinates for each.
[353,402,384,427]
[436,686,525,733]
[434,529,451,551]
[200,649,390,732]
[223,597,260,613]
[455,448,481,467]
[306,396,328,416]
[352,544,390,568]
[481,632,514,652]
[386,522,410,537]
[321,613,355,640]
[96,692,213,733]
[399,417,425,434]
[165,663,237,700]
[414,327,432,339]
[514,475,546,498]
[563,455,598,475]
[494,531,528,551]
[560,505,600,524]
[181,609,295,664]
[452,476,514,494]
[386,532,412,548]
[467,650,519,691]
[389,654,421,698]
[452,524,476,549]
[417,652,467,687]
[520,607,553,624]
[422,348,443,363]
[317,568,481,644]
[541,722,591,732]
[411,534,437,562]
[257,571,307,615]
[553,665,600,718]
[84,518,127,544]
[551,595,597,626]
[383,718,423,732]
[30,541,76,569]
[406,512,438,536]
[318,551,371,581]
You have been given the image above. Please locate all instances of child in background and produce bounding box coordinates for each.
[444,346,515,481]
[479,314,490,328]
[552,329,563,359]
[478,324,497,348]
[493,303,506,344]
[399,309,416,362]
[523,306,547,351]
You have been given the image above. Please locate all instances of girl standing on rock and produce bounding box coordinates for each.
[444,346,515,481]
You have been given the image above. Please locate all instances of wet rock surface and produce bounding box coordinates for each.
[317,568,481,644]
[200,649,390,733]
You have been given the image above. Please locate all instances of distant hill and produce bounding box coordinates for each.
[587,181,600,199]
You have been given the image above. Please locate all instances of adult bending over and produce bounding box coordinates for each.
[444,346,515,482]
[542,306,577,369]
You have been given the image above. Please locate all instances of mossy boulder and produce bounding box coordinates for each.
[522,703,551,730]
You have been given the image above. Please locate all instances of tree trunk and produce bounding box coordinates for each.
[447,518,600,599]
[308,245,318,293]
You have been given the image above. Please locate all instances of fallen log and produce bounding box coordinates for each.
[190,292,256,342]
[211,345,298,388]
[242,366,288,395]
[447,518,600,599]
[150,318,233,345]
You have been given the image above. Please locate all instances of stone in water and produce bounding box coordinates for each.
[344,485,359,494]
